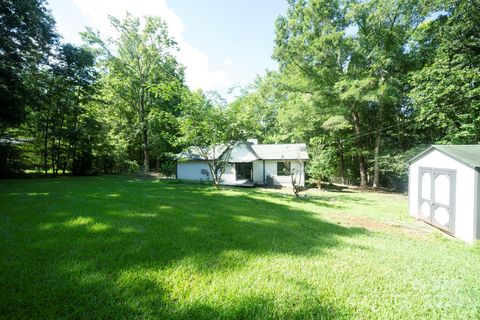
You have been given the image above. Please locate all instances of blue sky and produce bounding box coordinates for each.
[47,0,288,94]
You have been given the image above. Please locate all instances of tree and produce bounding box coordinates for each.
[84,14,184,172]
[350,0,435,188]
[410,0,480,144]
[286,158,305,197]
[179,91,243,188]
[28,43,99,175]
[0,0,57,131]
[273,0,371,187]
[306,137,335,189]
[272,0,440,188]
[228,72,281,142]
[321,115,352,184]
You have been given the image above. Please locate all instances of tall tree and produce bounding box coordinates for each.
[0,0,57,131]
[351,0,434,187]
[410,0,480,144]
[228,72,281,142]
[28,43,98,175]
[84,14,183,172]
[274,0,371,186]
[273,0,439,188]
[179,91,243,188]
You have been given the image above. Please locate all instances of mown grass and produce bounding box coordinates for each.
[0,176,479,319]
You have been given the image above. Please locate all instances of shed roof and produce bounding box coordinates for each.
[410,145,480,168]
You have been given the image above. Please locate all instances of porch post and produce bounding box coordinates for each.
[263,160,265,185]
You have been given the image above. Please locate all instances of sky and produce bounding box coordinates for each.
[46,0,289,95]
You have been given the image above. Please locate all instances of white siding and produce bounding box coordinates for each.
[263,160,305,187]
[177,161,211,181]
[476,170,480,240]
[253,160,264,184]
[221,164,235,183]
[409,149,476,243]
[178,160,305,188]
[177,161,235,183]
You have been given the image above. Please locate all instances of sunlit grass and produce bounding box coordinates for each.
[0,176,479,319]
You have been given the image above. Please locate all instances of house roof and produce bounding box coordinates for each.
[177,145,227,161]
[410,145,480,168]
[251,143,309,160]
[178,142,309,161]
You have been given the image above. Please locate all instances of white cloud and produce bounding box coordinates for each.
[222,57,233,67]
[65,0,232,91]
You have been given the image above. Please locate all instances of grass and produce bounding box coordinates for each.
[0,176,479,319]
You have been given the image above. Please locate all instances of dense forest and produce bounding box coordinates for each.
[1,0,479,191]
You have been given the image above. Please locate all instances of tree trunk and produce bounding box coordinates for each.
[373,102,384,188]
[338,137,345,185]
[351,110,367,188]
[208,162,221,189]
[71,88,79,175]
[373,127,381,188]
[55,111,66,176]
[142,127,149,172]
[140,86,149,172]
[62,151,70,174]
[43,115,49,175]
[43,79,55,175]
[55,134,62,176]
[50,134,56,175]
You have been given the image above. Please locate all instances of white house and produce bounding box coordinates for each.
[177,139,309,187]
[408,145,480,243]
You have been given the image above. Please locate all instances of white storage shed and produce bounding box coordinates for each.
[408,145,480,243]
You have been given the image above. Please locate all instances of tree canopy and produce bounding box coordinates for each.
[1,0,478,191]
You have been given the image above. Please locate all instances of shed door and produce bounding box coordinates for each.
[418,168,456,233]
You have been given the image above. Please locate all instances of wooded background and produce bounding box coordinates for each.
[1,0,478,191]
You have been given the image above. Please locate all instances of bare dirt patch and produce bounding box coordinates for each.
[328,212,433,240]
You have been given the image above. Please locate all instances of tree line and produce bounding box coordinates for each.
[230,0,479,190]
[1,2,199,177]
[1,0,478,191]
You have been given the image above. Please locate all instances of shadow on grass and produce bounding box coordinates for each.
[0,176,368,319]
[246,187,371,209]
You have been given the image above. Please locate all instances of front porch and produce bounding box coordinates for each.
[220,179,255,187]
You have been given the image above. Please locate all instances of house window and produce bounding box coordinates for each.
[277,162,291,176]
[235,162,252,180]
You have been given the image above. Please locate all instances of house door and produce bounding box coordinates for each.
[235,162,252,180]
[418,167,456,233]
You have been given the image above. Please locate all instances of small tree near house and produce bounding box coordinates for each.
[281,157,303,197]
[190,143,235,188]
[179,91,242,188]
[306,137,335,190]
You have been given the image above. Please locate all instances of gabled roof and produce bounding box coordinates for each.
[410,145,480,168]
[177,145,227,161]
[178,141,309,161]
[229,142,259,162]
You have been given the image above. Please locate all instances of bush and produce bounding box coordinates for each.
[160,161,176,177]
[0,143,26,178]
[114,159,140,173]
[123,160,140,173]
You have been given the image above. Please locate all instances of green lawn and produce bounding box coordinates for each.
[1,176,479,319]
